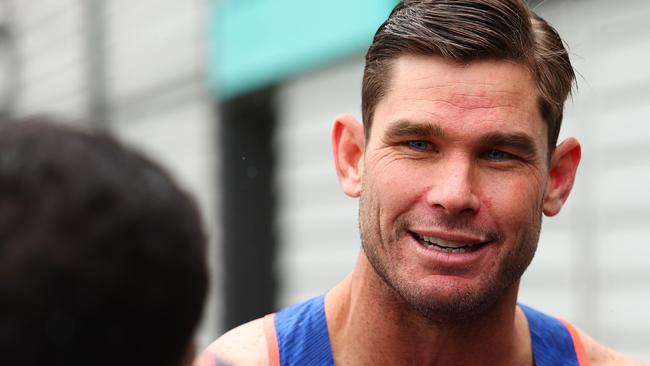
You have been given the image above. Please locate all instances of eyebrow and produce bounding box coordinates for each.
[477,132,540,159]
[382,119,445,141]
[383,119,541,159]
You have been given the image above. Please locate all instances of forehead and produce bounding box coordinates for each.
[371,55,545,146]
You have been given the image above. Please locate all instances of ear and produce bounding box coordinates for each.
[332,113,365,197]
[543,137,581,216]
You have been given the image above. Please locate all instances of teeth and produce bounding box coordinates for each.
[415,234,480,253]
[420,235,469,249]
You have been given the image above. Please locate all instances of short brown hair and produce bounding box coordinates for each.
[362,0,575,150]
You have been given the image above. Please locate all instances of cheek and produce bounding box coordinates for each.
[367,162,427,219]
[480,176,545,222]
[481,195,493,210]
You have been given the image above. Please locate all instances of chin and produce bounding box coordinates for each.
[391,272,514,324]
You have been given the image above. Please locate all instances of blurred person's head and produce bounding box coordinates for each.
[362,0,575,151]
[0,118,208,366]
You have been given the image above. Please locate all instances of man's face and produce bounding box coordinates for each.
[359,55,549,322]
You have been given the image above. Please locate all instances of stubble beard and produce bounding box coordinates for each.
[358,190,541,326]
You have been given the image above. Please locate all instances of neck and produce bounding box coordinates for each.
[325,252,531,366]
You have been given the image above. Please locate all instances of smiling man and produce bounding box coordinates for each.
[204,1,644,365]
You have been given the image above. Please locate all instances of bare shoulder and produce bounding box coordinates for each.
[202,317,269,366]
[576,327,647,366]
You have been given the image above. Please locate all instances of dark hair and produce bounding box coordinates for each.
[362,0,575,150]
[0,118,208,366]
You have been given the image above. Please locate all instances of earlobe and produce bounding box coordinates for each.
[332,113,365,197]
[543,137,581,216]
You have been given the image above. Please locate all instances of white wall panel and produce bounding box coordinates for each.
[105,0,204,100]
[594,161,650,208]
[595,103,650,149]
[276,58,364,307]
[595,226,650,271]
[9,0,86,119]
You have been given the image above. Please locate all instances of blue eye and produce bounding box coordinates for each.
[408,141,431,151]
[484,149,511,161]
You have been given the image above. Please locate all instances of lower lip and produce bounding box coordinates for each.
[409,232,492,266]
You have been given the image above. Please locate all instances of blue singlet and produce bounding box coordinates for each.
[269,295,587,366]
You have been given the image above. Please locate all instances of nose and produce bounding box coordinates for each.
[425,157,480,216]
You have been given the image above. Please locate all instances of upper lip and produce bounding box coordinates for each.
[410,230,487,248]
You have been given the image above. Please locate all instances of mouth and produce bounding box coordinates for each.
[410,231,488,254]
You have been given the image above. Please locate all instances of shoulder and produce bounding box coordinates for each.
[201,317,269,366]
[575,327,646,366]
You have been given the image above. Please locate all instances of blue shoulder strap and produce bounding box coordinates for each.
[520,303,580,366]
[274,295,334,366]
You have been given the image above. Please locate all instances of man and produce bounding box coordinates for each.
[206,1,645,365]
[0,119,208,366]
